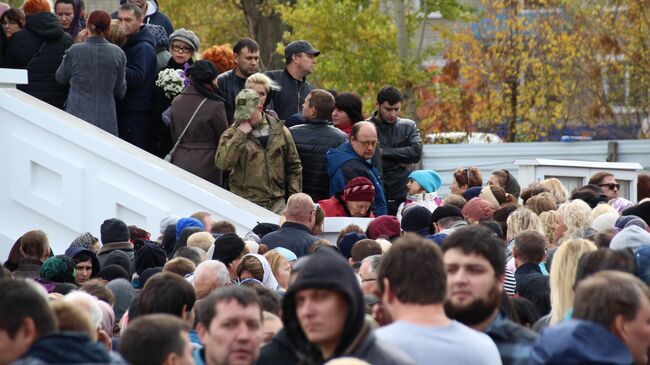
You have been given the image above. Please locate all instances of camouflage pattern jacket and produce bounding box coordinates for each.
[215,113,302,205]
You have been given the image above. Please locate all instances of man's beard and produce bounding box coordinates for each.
[444,283,501,326]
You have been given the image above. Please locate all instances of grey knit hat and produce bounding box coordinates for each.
[169,28,200,52]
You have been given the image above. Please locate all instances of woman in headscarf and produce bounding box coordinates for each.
[237,253,282,291]
[169,60,228,187]
[54,0,82,42]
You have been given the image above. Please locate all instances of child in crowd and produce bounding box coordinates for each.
[396,169,443,220]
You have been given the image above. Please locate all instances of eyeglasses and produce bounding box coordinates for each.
[598,183,620,190]
[171,44,193,54]
[353,139,377,148]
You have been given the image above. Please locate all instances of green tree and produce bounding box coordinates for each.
[158,0,248,50]
[276,0,467,119]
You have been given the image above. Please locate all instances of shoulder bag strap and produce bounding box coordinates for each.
[26,40,48,70]
[165,97,208,162]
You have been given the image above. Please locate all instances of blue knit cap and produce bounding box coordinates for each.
[175,217,204,240]
[408,170,442,193]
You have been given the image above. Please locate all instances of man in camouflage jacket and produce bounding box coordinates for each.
[215,89,302,213]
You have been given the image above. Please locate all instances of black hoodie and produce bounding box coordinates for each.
[279,248,414,365]
[3,12,72,109]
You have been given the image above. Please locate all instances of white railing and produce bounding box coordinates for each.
[0,69,282,259]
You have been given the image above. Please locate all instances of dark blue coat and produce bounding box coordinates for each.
[327,141,387,216]
[117,26,156,114]
[531,319,633,365]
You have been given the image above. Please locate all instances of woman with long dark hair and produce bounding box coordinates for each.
[54,0,82,42]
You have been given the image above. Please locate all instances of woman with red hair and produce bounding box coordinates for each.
[55,10,127,135]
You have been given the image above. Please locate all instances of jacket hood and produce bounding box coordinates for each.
[531,319,633,365]
[282,248,365,362]
[64,246,100,277]
[25,12,65,40]
[21,332,115,363]
[326,142,362,179]
[125,25,155,49]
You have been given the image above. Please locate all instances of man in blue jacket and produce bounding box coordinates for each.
[327,121,387,216]
[116,3,157,150]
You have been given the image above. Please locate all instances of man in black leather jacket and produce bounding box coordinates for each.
[216,37,260,123]
[370,86,422,215]
[290,89,346,202]
[266,40,318,121]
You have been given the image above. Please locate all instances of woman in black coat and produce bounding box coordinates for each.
[3,0,72,109]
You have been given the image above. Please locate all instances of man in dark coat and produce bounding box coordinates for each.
[216,37,260,123]
[262,247,414,365]
[113,0,174,36]
[266,40,318,121]
[369,86,422,216]
[261,193,319,258]
[116,3,157,150]
[290,89,346,202]
[3,2,72,109]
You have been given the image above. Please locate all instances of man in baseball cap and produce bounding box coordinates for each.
[215,89,302,214]
[266,40,320,120]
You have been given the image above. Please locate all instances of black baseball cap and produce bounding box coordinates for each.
[284,40,320,58]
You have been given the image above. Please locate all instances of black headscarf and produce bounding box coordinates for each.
[187,60,226,102]
[162,224,177,259]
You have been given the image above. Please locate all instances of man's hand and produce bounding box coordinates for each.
[238,120,252,134]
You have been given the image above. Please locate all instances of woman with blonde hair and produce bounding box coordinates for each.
[547,238,597,326]
[540,178,569,205]
[538,211,557,248]
[504,207,544,293]
[554,199,593,243]
[525,192,557,215]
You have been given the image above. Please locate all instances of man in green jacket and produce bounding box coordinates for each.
[215,89,302,213]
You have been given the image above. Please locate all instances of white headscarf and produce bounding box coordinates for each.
[242,253,281,291]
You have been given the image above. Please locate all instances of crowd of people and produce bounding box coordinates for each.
[5,0,650,364]
[3,169,650,365]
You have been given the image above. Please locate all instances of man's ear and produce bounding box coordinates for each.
[162,352,178,365]
[611,314,627,341]
[381,278,394,304]
[18,317,38,346]
[197,322,207,344]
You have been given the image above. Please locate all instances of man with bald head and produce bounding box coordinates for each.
[261,193,319,257]
[193,260,231,300]
[327,121,387,215]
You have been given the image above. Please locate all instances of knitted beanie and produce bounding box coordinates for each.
[40,255,76,283]
[101,218,130,244]
[344,177,375,202]
[70,232,98,251]
[338,232,366,259]
[175,217,205,240]
[366,215,401,240]
[462,197,496,222]
[463,186,482,201]
[616,215,650,231]
[408,170,442,193]
[401,205,433,237]
[212,233,245,265]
